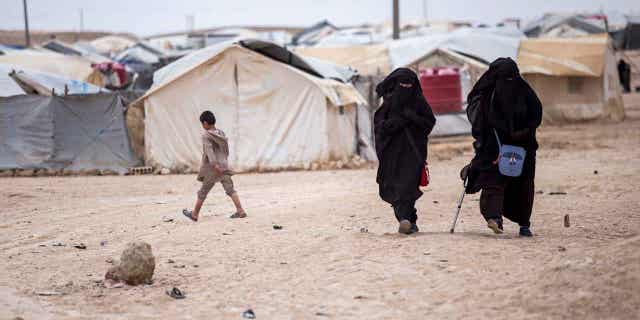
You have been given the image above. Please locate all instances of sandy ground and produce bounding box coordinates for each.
[2,98,640,320]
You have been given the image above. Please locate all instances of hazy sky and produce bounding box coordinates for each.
[1,0,639,36]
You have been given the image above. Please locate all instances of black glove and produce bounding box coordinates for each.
[460,164,471,181]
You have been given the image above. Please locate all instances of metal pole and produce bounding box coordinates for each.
[23,0,31,47]
[392,0,400,40]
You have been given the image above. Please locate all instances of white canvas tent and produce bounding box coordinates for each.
[135,40,369,172]
[518,35,625,124]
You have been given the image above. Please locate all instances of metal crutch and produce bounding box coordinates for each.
[449,177,468,233]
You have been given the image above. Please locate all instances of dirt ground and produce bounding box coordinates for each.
[2,97,640,320]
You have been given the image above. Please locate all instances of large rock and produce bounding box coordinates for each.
[105,242,155,285]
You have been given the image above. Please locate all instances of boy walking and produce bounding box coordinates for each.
[182,111,246,221]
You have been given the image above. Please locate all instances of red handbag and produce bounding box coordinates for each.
[420,162,430,187]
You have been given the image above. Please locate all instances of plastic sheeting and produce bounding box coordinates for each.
[139,44,368,172]
[0,93,138,172]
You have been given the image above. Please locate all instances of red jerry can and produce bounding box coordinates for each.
[419,67,463,114]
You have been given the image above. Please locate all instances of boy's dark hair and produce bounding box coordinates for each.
[199,111,216,125]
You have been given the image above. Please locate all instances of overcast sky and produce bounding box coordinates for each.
[1,0,639,36]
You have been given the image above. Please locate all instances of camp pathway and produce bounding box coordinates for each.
[1,112,639,319]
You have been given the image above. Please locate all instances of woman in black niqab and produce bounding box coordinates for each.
[374,68,436,234]
[464,57,542,237]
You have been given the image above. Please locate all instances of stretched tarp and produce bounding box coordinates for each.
[0,93,138,173]
[518,35,625,124]
[518,35,609,77]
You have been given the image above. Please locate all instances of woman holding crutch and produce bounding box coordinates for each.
[374,68,436,235]
[462,57,542,237]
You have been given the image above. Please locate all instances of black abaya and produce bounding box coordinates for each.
[464,58,542,227]
[374,68,436,223]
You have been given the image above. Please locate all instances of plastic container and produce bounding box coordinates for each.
[419,67,463,114]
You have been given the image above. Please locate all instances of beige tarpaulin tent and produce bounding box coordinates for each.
[518,34,625,124]
[0,50,103,86]
[135,40,367,172]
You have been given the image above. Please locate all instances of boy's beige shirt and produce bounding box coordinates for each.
[197,128,231,181]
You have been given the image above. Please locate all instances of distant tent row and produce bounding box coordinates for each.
[132,39,372,172]
[0,93,138,173]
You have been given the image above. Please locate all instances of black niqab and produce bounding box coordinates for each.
[374,68,436,204]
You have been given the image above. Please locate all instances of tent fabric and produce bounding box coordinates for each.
[0,93,138,172]
[90,36,136,56]
[387,28,521,69]
[139,44,368,172]
[41,39,114,64]
[6,66,106,96]
[0,50,101,84]
[518,35,609,77]
[0,65,25,97]
[294,44,392,76]
[431,113,472,137]
[520,35,625,124]
[144,40,364,107]
[523,14,605,38]
[294,28,520,76]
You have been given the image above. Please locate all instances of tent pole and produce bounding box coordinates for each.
[233,63,240,166]
[392,0,400,40]
[23,0,31,47]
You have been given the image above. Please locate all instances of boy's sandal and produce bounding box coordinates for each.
[182,209,198,222]
[229,212,247,219]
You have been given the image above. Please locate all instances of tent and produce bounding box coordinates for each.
[0,93,139,173]
[0,64,104,97]
[523,14,606,38]
[41,40,111,64]
[134,39,369,172]
[90,35,136,56]
[0,50,102,85]
[518,35,625,124]
[295,28,522,137]
[291,20,339,46]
